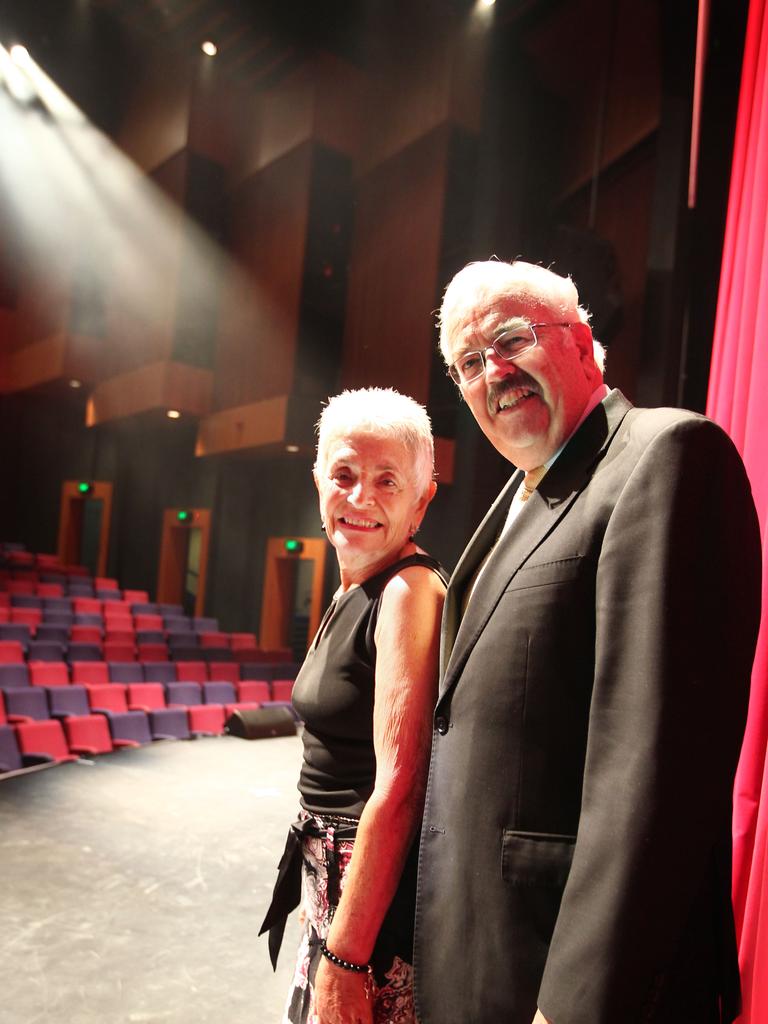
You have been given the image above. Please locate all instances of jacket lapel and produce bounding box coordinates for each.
[439,389,632,701]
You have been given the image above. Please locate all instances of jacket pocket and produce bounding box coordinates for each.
[504,555,584,593]
[501,830,576,888]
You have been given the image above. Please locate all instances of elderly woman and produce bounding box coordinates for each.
[261,387,447,1024]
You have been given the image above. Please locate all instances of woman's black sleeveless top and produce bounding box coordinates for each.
[292,553,447,817]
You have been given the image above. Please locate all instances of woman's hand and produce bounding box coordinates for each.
[310,957,374,1024]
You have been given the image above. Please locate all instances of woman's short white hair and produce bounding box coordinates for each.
[315,388,435,496]
[438,260,606,374]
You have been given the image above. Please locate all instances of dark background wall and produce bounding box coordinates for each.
[0,0,750,639]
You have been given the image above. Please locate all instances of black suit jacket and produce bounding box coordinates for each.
[413,390,762,1023]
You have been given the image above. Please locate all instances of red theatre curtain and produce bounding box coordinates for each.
[706,1,768,1022]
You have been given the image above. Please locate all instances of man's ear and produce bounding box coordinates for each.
[571,322,600,379]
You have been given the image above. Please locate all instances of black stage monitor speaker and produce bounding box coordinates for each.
[226,707,297,740]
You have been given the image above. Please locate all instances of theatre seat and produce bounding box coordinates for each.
[103,642,136,663]
[71,662,109,686]
[166,681,225,736]
[29,661,70,687]
[126,684,190,741]
[137,643,168,662]
[142,661,176,685]
[0,663,31,689]
[63,714,114,756]
[85,684,152,747]
[271,680,295,702]
[4,687,49,723]
[108,662,144,683]
[203,681,261,719]
[208,662,239,684]
[28,641,67,663]
[237,680,270,704]
[14,720,78,763]
[175,661,208,683]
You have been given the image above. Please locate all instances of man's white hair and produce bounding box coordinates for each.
[315,388,435,496]
[438,260,606,374]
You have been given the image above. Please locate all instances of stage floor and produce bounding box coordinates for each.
[0,735,304,1024]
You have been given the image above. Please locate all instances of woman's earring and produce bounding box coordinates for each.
[321,521,326,533]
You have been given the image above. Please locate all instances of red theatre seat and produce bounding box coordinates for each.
[0,641,25,664]
[237,680,270,704]
[174,661,208,683]
[29,661,70,687]
[63,715,114,756]
[208,662,239,684]
[14,720,78,763]
[271,680,295,702]
[71,662,109,686]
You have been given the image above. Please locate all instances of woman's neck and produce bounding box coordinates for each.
[337,541,419,593]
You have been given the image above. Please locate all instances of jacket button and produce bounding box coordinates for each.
[435,716,449,735]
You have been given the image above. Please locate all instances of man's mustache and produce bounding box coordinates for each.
[486,374,541,415]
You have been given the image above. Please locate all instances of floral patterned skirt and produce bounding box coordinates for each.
[282,811,417,1024]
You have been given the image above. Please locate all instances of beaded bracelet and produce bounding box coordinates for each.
[319,940,371,974]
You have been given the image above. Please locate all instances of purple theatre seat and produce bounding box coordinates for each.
[0,664,31,690]
[142,661,176,685]
[66,643,103,663]
[42,597,72,612]
[85,684,152,747]
[126,684,190,741]
[47,686,114,755]
[73,614,103,627]
[0,624,31,650]
[169,646,201,664]
[165,682,224,736]
[108,662,144,683]
[258,700,302,722]
[240,662,300,683]
[193,617,219,632]
[27,641,66,663]
[42,611,75,627]
[0,724,24,771]
[47,685,92,718]
[163,617,192,632]
[135,630,165,645]
[35,624,69,644]
[203,681,260,719]
[200,647,233,663]
[168,627,197,643]
[10,595,42,609]
[4,687,49,722]
[129,603,158,616]
[0,724,54,771]
[158,604,183,616]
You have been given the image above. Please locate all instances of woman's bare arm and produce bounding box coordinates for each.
[311,565,445,1023]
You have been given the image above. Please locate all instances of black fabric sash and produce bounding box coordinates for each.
[259,815,358,970]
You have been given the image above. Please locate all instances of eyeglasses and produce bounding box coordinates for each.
[447,322,576,385]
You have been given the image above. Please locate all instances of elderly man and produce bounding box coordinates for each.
[413,260,761,1024]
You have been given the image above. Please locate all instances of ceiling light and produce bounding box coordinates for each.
[285,444,300,453]
[201,41,217,57]
[69,379,82,389]
[167,409,181,419]
[10,45,30,65]
[480,0,496,6]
